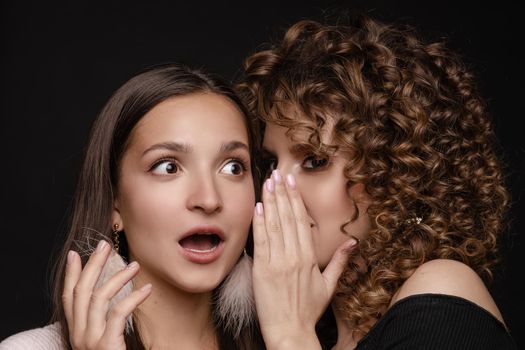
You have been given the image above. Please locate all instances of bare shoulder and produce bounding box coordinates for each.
[0,322,64,350]
[390,259,504,324]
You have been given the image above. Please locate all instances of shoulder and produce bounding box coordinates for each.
[390,259,504,324]
[0,322,65,350]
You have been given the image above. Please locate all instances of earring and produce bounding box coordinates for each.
[96,224,133,334]
[214,249,255,339]
[112,223,120,253]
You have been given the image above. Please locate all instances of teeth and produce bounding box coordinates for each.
[187,246,218,253]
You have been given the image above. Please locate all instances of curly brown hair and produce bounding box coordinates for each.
[237,15,509,336]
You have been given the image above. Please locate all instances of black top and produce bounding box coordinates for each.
[356,293,518,350]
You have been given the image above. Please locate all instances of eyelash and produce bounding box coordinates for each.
[222,157,249,175]
[261,153,330,176]
[149,157,180,174]
[148,156,250,175]
[302,154,330,171]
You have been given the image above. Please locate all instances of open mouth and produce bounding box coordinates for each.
[178,233,223,253]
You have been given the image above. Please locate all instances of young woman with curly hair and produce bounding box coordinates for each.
[240,15,518,349]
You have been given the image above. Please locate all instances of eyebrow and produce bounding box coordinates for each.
[220,141,249,153]
[142,142,192,156]
[261,144,312,157]
[289,143,313,155]
[142,140,249,157]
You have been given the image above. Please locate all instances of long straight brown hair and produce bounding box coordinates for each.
[50,63,263,350]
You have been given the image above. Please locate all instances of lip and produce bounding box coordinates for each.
[178,225,226,264]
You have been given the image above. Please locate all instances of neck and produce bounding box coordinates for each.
[132,272,218,350]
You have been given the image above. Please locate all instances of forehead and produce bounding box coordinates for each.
[129,93,249,147]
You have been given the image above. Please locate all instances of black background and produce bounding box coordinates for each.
[1,0,523,347]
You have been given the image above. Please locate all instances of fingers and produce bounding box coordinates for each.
[63,250,82,335]
[257,170,313,263]
[272,170,300,253]
[72,240,112,339]
[85,259,141,342]
[262,176,285,260]
[322,239,358,295]
[103,284,152,341]
[253,202,269,262]
[284,173,315,257]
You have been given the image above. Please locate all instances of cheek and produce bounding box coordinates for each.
[119,182,184,241]
[225,180,256,233]
[348,183,372,240]
[297,172,355,267]
[299,175,354,230]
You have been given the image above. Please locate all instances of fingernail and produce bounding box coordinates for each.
[272,170,282,184]
[265,178,274,193]
[140,283,152,292]
[347,238,358,247]
[67,250,75,264]
[256,202,264,216]
[286,174,296,188]
[126,261,138,270]
[96,240,108,253]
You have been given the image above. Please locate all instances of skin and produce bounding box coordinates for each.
[262,123,371,268]
[253,120,369,350]
[61,96,505,349]
[62,92,255,349]
[254,118,506,350]
[252,169,357,350]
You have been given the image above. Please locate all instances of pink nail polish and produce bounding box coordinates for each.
[286,174,296,188]
[347,238,357,247]
[96,240,107,252]
[140,283,152,292]
[272,170,282,184]
[256,202,264,216]
[67,250,75,264]
[266,178,274,192]
[126,261,138,270]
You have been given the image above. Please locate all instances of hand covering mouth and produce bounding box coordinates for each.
[179,233,223,252]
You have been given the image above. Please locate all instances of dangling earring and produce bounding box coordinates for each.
[214,249,255,339]
[94,222,133,333]
[112,223,120,253]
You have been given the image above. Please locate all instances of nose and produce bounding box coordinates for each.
[275,158,295,178]
[186,173,223,214]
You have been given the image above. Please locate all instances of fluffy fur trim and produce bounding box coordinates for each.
[94,249,134,333]
[214,253,256,339]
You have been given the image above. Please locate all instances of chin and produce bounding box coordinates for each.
[180,282,221,294]
[171,266,229,294]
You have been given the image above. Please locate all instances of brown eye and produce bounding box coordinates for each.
[152,160,179,174]
[221,160,246,176]
[302,155,329,170]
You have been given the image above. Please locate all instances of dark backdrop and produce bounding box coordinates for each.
[1,0,523,346]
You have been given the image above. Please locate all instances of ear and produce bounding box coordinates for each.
[111,197,125,231]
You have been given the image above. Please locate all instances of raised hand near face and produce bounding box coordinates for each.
[62,241,152,350]
[252,170,357,350]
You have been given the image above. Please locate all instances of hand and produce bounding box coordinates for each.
[62,240,152,350]
[252,170,357,350]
